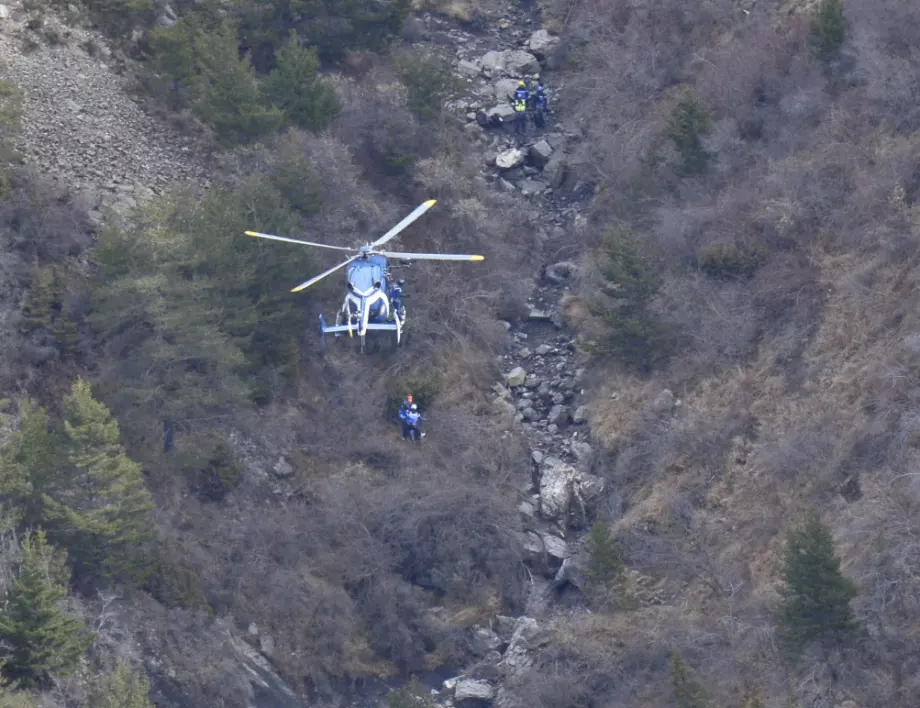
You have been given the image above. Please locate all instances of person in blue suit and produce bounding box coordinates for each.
[399,403,424,440]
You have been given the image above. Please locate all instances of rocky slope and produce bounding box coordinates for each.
[0,0,211,223]
[0,0,610,704]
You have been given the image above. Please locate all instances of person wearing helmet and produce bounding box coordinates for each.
[399,401,424,440]
[512,80,529,137]
[533,81,548,128]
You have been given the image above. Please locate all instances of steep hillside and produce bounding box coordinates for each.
[0,0,914,706]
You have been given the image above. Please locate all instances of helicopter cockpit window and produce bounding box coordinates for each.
[347,262,385,293]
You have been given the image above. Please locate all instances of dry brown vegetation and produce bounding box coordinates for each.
[537,0,920,706]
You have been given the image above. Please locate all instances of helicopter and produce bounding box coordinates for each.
[244,200,484,352]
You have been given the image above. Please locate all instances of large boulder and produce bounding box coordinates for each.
[543,153,567,188]
[505,49,541,75]
[480,50,505,73]
[529,139,553,168]
[539,457,575,520]
[487,103,516,121]
[527,29,561,58]
[469,626,502,656]
[539,457,606,523]
[493,78,520,101]
[479,49,540,76]
[505,366,527,387]
[496,148,526,169]
[457,59,482,77]
[455,678,495,701]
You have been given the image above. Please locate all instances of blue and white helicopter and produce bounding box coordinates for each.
[245,200,484,352]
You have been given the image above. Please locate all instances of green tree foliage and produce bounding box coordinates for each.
[19,267,59,334]
[394,49,462,122]
[90,661,155,708]
[90,180,316,442]
[666,88,713,176]
[587,228,672,372]
[268,151,325,215]
[188,439,244,502]
[263,32,341,132]
[777,511,858,657]
[52,311,80,361]
[669,651,710,708]
[809,0,847,62]
[0,530,95,687]
[193,22,283,143]
[234,0,410,65]
[582,522,625,608]
[42,379,154,588]
[82,0,155,37]
[698,242,766,279]
[0,399,61,525]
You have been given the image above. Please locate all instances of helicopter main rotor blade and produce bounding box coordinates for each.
[290,255,358,293]
[376,251,485,262]
[371,199,437,248]
[245,231,357,253]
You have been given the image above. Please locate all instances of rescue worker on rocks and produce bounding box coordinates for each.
[512,80,529,136]
[533,81,548,129]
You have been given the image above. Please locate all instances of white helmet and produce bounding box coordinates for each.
[410,404,417,411]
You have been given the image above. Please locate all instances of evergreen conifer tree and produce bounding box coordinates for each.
[808,0,847,62]
[52,310,80,361]
[90,661,155,708]
[666,88,713,176]
[777,511,858,657]
[19,267,58,334]
[583,521,625,608]
[669,651,710,708]
[0,399,61,526]
[0,530,94,687]
[43,379,154,588]
[263,31,341,132]
[194,23,283,143]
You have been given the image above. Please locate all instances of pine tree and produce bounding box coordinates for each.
[588,228,672,371]
[808,0,847,62]
[43,379,154,588]
[669,651,710,708]
[90,661,155,708]
[19,267,59,334]
[0,689,37,708]
[193,23,283,143]
[0,530,95,687]
[583,521,625,608]
[263,31,341,132]
[52,310,80,361]
[0,399,62,526]
[666,88,713,176]
[777,511,858,657]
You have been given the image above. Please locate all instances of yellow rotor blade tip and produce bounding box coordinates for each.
[472,255,485,261]
[424,199,437,207]
[244,231,259,236]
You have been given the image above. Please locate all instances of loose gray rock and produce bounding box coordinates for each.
[505,366,527,387]
[543,153,567,189]
[539,532,567,561]
[535,344,552,356]
[455,678,495,702]
[496,147,526,169]
[573,405,588,424]
[519,178,546,197]
[457,59,482,77]
[528,308,552,320]
[493,78,520,101]
[547,404,571,425]
[469,627,502,656]
[272,457,294,478]
[0,5,10,19]
[527,29,561,58]
[529,139,553,167]
[571,441,594,464]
